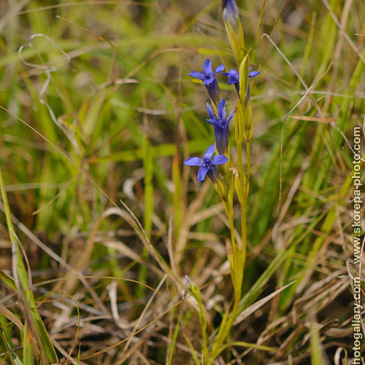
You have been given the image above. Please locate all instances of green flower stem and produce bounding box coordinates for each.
[242,138,250,265]
[236,141,244,176]
[240,200,247,269]
[208,300,239,365]
[236,138,247,280]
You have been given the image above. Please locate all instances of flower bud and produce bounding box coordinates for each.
[222,0,245,64]
[222,0,240,28]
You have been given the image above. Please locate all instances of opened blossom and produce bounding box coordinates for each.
[184,144,228,182]
[222,67,259,100]
[189,59,224,105]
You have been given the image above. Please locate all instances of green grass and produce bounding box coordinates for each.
[0,0,363,363]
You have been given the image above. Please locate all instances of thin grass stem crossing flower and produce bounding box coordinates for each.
[189,59,224,105]
[206,98,235,154]
[184,144,228,183]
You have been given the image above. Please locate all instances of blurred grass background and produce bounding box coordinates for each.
[0,0,364,363]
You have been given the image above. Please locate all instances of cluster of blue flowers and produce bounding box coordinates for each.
[184,58,259,182]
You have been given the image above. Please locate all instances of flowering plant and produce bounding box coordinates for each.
[183,0,261,362]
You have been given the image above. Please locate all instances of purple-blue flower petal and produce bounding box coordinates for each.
[231,69,239,78]
[206,103,216,120]
[212,155,228,165]
[249,70,260,78]
[217,98,226,119]
[206,118,218,125]
[221,105,226,121]
[184,157,204,167]
[227,110,235,124]
[214,65,225,74]
[203,59,212,75]
[198,166,209,182]
[203,77,214,86]
[204,144,216,160]
[222,69,239,84]
[189,71,205,80]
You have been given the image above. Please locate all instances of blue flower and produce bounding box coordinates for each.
[222,69,240,95]
[222,67,260,97]
[206,98,235,154]
[189,59,225,105]
[184,144,228,182]
[189,59,225,86]
[222,0,240,28]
